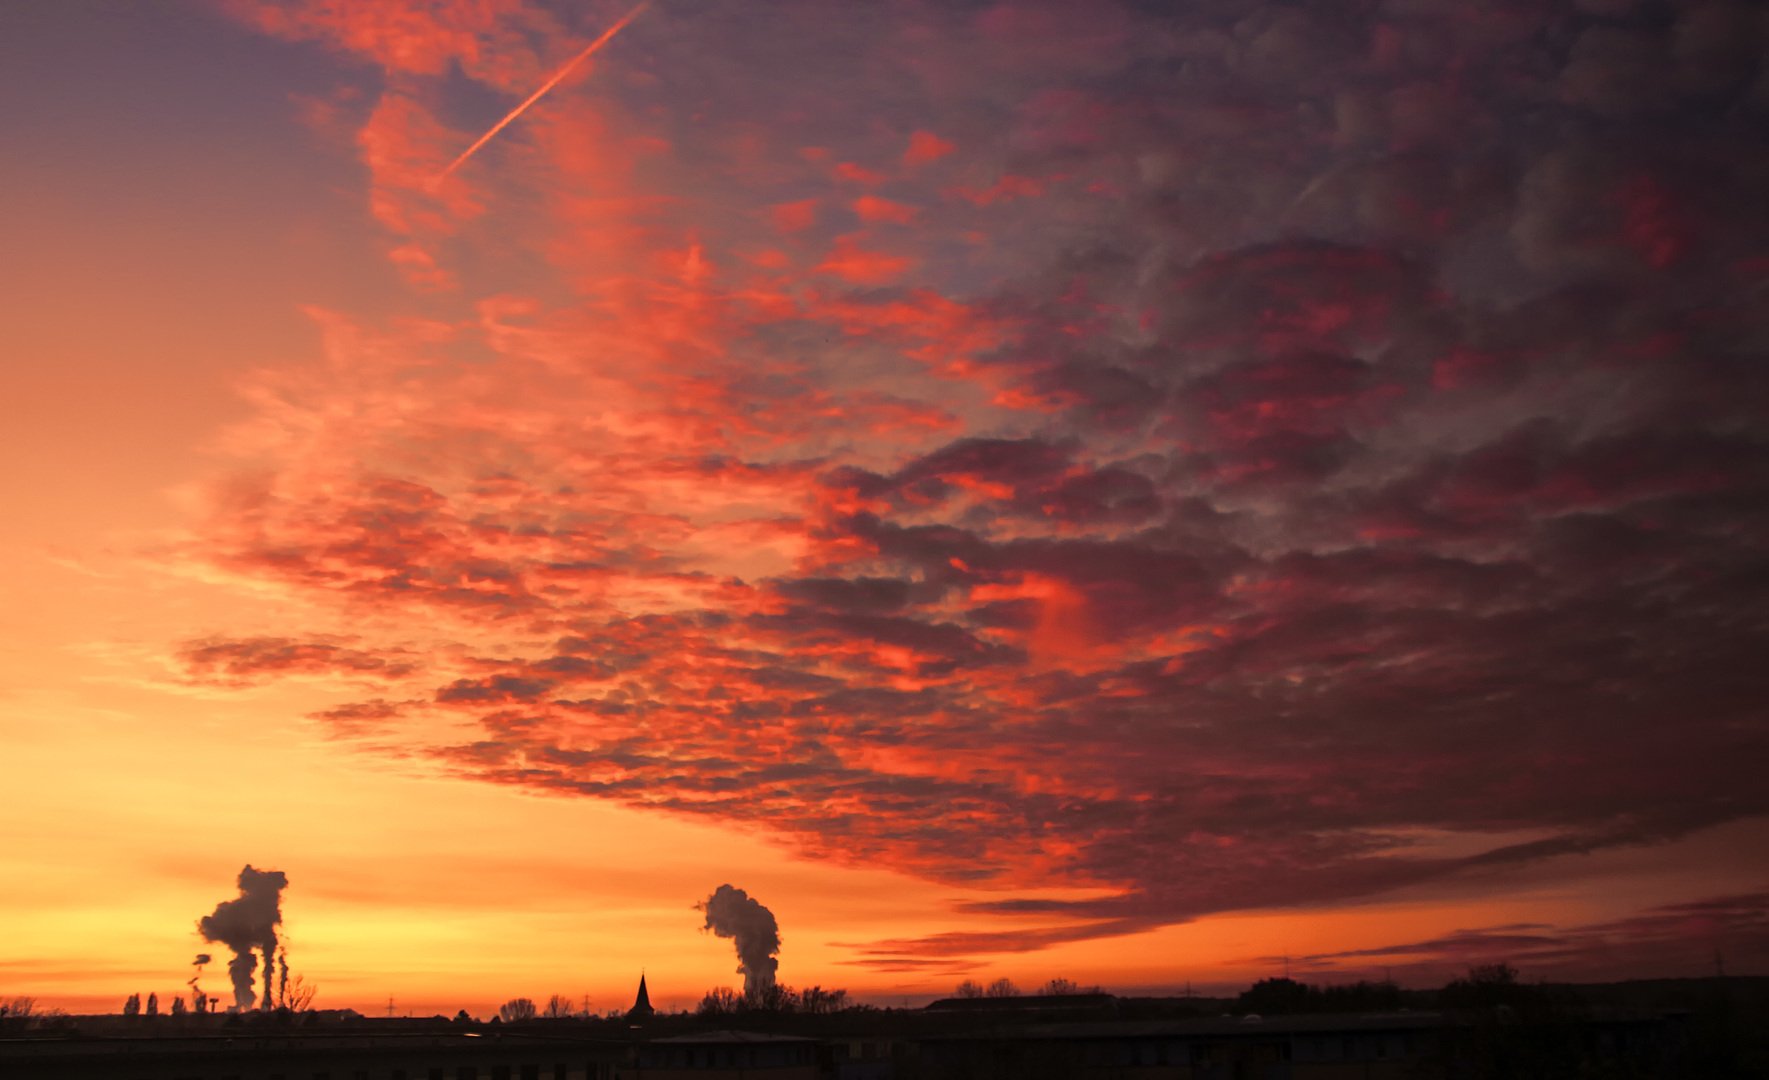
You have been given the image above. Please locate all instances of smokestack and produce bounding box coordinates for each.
[699,884,780,1000]
[190,954,211,1014]
[196,866,288,1010]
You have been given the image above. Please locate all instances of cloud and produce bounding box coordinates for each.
[195,0,1769,973]
[224,0,555,86]
[903,131,955,167]
[177,637,419,686]
[1268,891,1769,982]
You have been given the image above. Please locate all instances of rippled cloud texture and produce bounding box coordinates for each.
[188,0,1769,971]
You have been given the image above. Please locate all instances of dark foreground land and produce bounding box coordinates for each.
[2,975,1764,1079]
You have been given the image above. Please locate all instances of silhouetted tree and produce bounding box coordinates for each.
[954,979,985,999]
[1439,963,1535,1011]
[170,996,187,1017]
[122,993,141,1017]
[798,986,850,1014]
[1436,964,1582,1076]
[1237,977,1316,1015]
[273,973,317,1012]
[697,987,742,1016]
[452,1008,474,1025]
[0,997,36,1032]
[1040,978,1085,995]
[754,983,797,1011]
[145,992,159,1017]
[985,977,1021,998]
[1318,979,1402,1011]
[544,993,575,1019]
[0,997,63,1034]
[1233,977,1402,1015]
[498,997,538,1021]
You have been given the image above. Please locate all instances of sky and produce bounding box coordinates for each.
[2,0,1767,1018]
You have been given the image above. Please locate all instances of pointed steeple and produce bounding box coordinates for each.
[628,972,654,1019]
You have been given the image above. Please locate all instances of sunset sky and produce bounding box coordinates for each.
[3,0,1767,1018]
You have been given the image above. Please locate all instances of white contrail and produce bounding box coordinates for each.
[436,0,652,182]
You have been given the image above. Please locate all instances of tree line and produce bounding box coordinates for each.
[117,974,316,1017]
[951,977,1102,999]
[493,993,599,1021]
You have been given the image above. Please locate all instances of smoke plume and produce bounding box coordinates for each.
[700,884,780,999]
[196,866,288,1010]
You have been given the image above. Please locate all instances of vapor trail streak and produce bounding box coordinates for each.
[436,0,652,181]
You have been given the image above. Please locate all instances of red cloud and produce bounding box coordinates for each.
[950,174,1044,206]
[179,637,419,684]
[816,235,914,285]
[186,0,1769,975]
[833,162,888,186]
[853,195,919,226]
[903,131,955,166]
[769,198,818,234]
[225,0,535,80]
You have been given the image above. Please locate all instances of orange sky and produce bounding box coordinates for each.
[3,0,1766,1017]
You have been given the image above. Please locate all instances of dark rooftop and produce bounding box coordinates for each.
[649,1029,815,1044]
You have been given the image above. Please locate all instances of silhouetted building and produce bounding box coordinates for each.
[917,1012,1444,1079]
[628,975,655,1021]
[922,993,1116,1016]
[911,1009,1690,1079]
[0,1031,625,1079]
[620,1031,815,1080]
[827,1034,901,1080]
[0,1003,1696,1079]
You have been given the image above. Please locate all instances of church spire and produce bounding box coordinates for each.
[628,972,654,1019]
